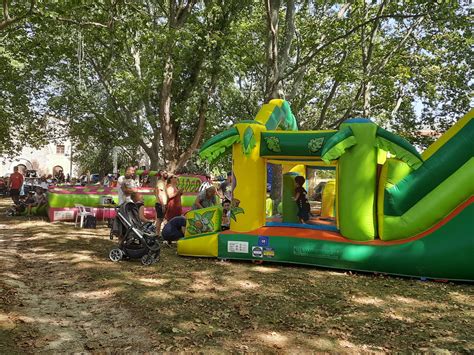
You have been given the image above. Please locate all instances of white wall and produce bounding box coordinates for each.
[0,141,79,177]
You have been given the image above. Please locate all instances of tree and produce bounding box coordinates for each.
[1,0,471,172]
[0,0,50,159]
[262,1,471,138]
[0,0,36,31]
[35,0,252,173]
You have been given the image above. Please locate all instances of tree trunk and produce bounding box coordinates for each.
[264,0,281,101]
[159,51,179,167]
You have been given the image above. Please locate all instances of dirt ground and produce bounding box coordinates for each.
[0,198,473,353]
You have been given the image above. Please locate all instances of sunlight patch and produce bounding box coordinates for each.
[251,266,280,274]
[144,290,173,300]
[353,296,384,306]
[233,279,260,290]
[71,254,93,262]
[303,336,336,350]
[386,311,414,323]
[338,339,357,349]
[2,271,22,280]
[0,313,16,330]
[448,291,474,306]
[138,277,169,286]
[257,331,288,348]
[72,288,117,300]
[392,295,430,307]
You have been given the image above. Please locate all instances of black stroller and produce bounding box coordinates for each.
[109,202,160,265]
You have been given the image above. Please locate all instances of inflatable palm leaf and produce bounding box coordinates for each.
[256,99,298,131]
[375,127,423,169]
[230,207,244,222]
[242,126,257,156]
[199,127,241,162]
[321,127,357,163]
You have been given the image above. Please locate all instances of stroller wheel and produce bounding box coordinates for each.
[141,254,154,266]
[109,248,123,262]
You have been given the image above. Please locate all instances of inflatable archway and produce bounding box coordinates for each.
[177,100,474,281]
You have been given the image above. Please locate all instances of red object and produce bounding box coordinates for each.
[165,186,182,220]
[9,172,24,189]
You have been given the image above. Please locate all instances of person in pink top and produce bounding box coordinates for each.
[8,166,24,204]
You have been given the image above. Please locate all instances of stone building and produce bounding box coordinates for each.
[0,140,79,178]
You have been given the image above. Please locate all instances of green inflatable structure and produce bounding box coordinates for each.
[179,100,473,281]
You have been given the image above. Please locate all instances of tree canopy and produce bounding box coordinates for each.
[1,0,472,172]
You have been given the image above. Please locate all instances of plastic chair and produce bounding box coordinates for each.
[75,204,94,228]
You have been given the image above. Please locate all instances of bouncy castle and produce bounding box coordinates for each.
[177,100,473,281]
[47,173,205,222]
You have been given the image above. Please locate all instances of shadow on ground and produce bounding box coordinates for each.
[0,198,473,353]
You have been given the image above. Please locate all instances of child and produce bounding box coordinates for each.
[265,190,273,217]
[130,192,154,224]
[294,176,310,223]
[27,188,47,215]
[221,199,231,231]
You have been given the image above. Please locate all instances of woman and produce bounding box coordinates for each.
[192,186,217,210]
[164,175,183,221]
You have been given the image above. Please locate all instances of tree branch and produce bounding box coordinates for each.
[281,12,427,82]
[55,16,109,28]
[174,51,204,104]
[373,16,425,72]
[278,0,295,74]
[3,0,9,21]
[330,82,364,129]
[174,0,197,28]
[0,0,36,31]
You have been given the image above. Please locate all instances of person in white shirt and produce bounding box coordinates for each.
[117,166,138,205]
[198,175,213,192]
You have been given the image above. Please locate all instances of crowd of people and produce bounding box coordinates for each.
[117,166,233,244]
[2,164,234,242]
[2,166,48,216]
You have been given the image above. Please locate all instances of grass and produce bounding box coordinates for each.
[0,198,473,353]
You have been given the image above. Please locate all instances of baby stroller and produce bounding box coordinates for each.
[109,202,160,265]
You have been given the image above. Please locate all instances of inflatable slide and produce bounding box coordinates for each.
[177,101,473,281]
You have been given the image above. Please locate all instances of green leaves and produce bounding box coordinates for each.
[1,0,471,167]
[264,136,281,153]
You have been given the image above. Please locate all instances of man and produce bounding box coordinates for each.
[117,166,138,205]
[218,172,233,201]
[161,215,186,244]
[155,170,168,234]
[192,186,217,210]
[198,174,213,192]
[8,166,24,204]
